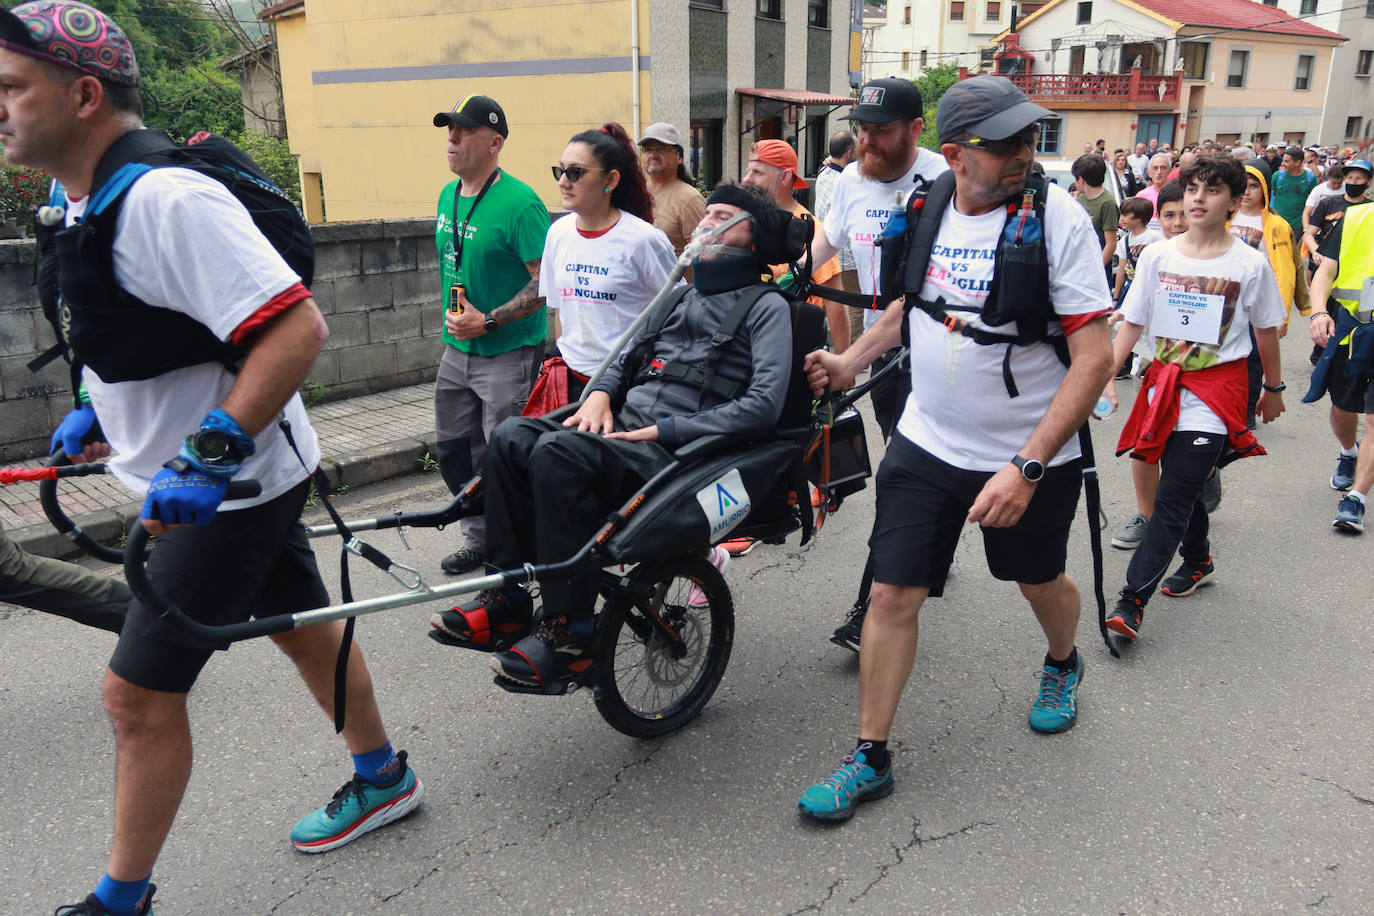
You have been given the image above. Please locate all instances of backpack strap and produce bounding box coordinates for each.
[648,285,777,405]
[899,171,957,349]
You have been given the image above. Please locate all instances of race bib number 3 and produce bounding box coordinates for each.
[1152,289,1223,346]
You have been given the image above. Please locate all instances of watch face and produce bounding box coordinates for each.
[193,430,234,463]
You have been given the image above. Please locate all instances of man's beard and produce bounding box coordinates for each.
[858,134,915,181]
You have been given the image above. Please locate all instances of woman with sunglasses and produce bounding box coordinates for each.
[537,122,677,403]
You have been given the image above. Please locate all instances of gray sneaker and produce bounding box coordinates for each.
[1110,513,1149,549]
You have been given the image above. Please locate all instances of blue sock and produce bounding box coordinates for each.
[352,741,401,786]
[94,873,151,916]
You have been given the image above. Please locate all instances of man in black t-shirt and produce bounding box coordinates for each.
[1305,159,1370,274]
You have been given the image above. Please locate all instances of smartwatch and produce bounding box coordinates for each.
[1011,454,1045,482]
[483,315,500,335]
[188,428,246,468]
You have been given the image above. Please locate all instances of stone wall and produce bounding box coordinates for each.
[0,217,446,462]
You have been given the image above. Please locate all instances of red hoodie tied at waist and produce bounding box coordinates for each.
[1116,358,1264,464]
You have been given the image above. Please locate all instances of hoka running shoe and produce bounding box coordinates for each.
[291,750,423,853]
[1331,452,1357,491]
[1105,596,1145,639]
[1160,555,1216,597]
[1028,654,1084,734]
[829,604,866,653]
[55,886,156,916]
[1110,513,1149,550]
[797,748,894,821]
[1333,495,1366,533]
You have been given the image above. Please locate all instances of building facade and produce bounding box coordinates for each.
[263,0,862,223]
[1266,0,1374,147]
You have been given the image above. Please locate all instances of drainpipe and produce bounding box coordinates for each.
[630,0,642,139]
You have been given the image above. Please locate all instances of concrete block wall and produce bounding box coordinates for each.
[0,217,449,462]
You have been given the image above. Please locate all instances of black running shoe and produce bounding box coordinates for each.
[1105,596,1144,639]
[440,547,485,575]
[56,886,156,915]
[430,587,533,651]
[493,616,594,688]
[829,604,867,653]
[1160,555,1216,597]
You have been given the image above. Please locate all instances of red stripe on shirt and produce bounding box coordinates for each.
[230,283,311,345]
[1058,309,1111,336]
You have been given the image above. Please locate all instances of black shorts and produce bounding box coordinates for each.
[868,435,1083,596]
[1326,343,1374,414]
[109,479,328,693]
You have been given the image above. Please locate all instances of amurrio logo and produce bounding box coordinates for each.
[695,468,752,540]
[860,87,885,106]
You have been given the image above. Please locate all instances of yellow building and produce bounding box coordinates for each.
[261,0,863,223]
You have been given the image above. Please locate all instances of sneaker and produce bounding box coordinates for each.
[1160,555,1216,597]
[1115,352,1136,380]
[689,545,729,607]
[430,587,533,650]
[440,547,485,575]
[1105,596,1145,639]
[1331,452,1357,491]
[797,748,894,821]
[1028,653,1084,734]
[493,616,594,688]
[290,750,424,853]
[1333,495,1366,533]
[1202,470,1222,513]
[721,537,758,557]
[56,887,157,916]
[829,603,866,653]
[1110,513,1149,550]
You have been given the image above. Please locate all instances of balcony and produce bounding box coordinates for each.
[1006,71,1182,104]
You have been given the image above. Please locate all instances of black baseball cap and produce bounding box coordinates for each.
[433,94,508,138]
[936,75,1053,144]
[847,77,924,124]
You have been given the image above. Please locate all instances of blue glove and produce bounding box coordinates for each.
[142,463,228,526]
[51,404,103,457]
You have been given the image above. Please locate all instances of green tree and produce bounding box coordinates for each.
[233,130,301,208]
[914,64,962,150]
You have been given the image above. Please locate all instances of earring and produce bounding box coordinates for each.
[604,187,611,193]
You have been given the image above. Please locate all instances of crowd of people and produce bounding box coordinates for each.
[3,0,1373,908]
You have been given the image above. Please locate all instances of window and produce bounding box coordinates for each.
[1300,0,1317,13]
[980,48,996,67]
[1262,0,1277,6]
[902,50,911,69]
[950,1,965,20]
[903,5,911,23]
[920,49,928,67]
[1294,53,1315,89]
[808,0,828,26]
[987,0,1001,19]
[1076,1,1091,24]
[1037,118,1063,155]
[758,0,781,19]
[1359,49,1372,75]
[1254,132,1269,148]
[689,120,722,192]
[1069,45,1086,74]
[1347,116,1364,138]
[1227,49,1249,88]
[1180,41,1209,79]
[1368,0,1374,17]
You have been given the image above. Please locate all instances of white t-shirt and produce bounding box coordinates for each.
[1227,209,1265,251]
[1116,227,1164,283]
[69,167,317,508]
[1127,153,1150,180]
[1120,236,1284,434]
[823,148,950,330]
[539,212,676,375]
[1306,181,1344,209]
[895,181,1112,470]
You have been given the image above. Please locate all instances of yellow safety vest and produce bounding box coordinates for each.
[1332,202,1374,345]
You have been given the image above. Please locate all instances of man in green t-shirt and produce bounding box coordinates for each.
[1271,146,1318,237]
[1071,153,1119,285]
[431,94,550,574]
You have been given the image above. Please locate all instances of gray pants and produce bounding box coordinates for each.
[0,521,128,633]
[434,343,540,549]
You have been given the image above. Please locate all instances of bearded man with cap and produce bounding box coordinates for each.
[431,94,551,576]
[798,75,1114,822]
[639,121,706,258]
[428,183,796,692]
[0,2,423,911]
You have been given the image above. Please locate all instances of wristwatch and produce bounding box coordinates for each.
[1011,454,1045,482]
[187,428,246,468]
[483,315,500,335]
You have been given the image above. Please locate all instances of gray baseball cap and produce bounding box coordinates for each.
[936,75,1053,144]
[640,122,686,150]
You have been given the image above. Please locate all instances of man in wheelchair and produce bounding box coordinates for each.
[429,183,802,689]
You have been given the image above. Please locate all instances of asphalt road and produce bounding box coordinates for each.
[3,342,1372,914]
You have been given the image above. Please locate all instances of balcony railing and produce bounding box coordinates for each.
[1005,71,1181,103]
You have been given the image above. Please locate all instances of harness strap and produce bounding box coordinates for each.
[1076,423,1117,658]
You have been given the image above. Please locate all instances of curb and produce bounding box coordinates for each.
[10,433,440,561]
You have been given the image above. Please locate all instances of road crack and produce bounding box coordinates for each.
[1303,772,1374,807]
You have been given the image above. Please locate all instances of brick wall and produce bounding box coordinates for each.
[0,217,447,462]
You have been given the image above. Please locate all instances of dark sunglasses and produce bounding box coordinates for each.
[551,164,606,183]
[957,127,1041,157]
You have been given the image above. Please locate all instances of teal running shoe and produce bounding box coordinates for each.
[797,748,894,821]
[291,750,424,853]
[1029,655,1084,734]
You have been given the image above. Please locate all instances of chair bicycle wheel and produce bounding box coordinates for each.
[593,554,734,738]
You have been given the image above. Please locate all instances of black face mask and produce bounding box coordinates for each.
[1347,182,1369,199]
[692,253,763,294]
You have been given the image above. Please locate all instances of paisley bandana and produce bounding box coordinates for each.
[0,0,139,87]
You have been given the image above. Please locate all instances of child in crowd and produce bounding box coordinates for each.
[1101,155,1286,641]
[1112,196,1162,309]
[1108,180,1185,549]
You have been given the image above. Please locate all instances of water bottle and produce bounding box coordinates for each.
[881,190,907,240]
[1093,396,1115,420]
[877,190,908,301]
